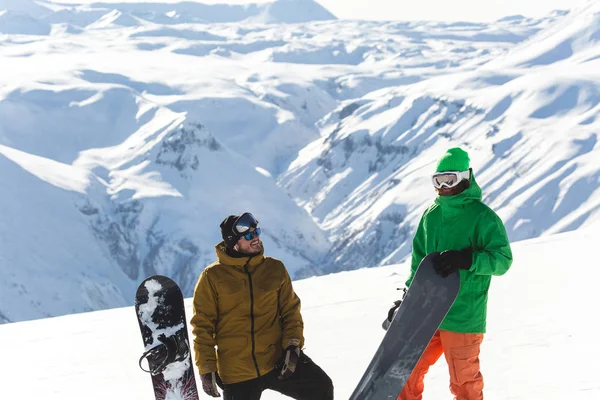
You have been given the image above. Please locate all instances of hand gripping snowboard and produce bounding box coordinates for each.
[349,252,460,400]
[135,275,199,400]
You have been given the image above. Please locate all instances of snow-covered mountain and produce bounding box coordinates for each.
[1,0,599,323]
[1,223,598,399]
[0,88,329,322]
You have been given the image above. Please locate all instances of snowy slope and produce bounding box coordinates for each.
[0,145,132,323]
[1,0,599,324]
[0,225,598,399]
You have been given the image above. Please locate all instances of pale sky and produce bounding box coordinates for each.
[50,0,594,22]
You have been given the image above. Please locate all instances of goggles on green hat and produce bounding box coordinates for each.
[432,170,471,189]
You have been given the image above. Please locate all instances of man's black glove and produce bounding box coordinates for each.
[433,248,473,277]
[200,372,221,397]
[277,346,301,380]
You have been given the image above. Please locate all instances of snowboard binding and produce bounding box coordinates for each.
[139,330,190,376]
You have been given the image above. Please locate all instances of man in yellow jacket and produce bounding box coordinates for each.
[191,212,334,400]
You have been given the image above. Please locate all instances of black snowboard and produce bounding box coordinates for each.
[135,275,199,400]
[349,252,460,400]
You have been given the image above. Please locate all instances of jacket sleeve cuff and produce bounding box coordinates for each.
[198,362,218,375]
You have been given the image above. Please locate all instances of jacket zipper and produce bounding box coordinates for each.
[244,260,261,378]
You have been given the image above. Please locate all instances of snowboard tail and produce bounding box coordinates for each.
[349,252,460,400]
[135,275,199,400]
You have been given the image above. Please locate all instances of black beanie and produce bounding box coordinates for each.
[220,215,241,249]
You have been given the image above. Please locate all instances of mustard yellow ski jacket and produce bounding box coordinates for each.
[191,242,304,384]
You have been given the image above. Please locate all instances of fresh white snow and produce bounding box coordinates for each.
[0,224,598,399]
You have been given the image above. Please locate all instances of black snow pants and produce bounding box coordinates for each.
[222,352,334,400]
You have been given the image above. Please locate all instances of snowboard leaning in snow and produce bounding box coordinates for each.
[135,275,199,400]
[349,252,460,400]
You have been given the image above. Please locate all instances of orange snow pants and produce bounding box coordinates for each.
[398,330,484,400]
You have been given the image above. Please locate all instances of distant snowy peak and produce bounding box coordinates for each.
[0,9,51,35]
[86,9,143,29]
[249,0,337,24]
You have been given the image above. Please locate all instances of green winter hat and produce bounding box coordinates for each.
[436,147,470,172]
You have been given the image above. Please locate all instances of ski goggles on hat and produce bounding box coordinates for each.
[432,170,471,189]
[242,228,262,241]
[233,212,259,235]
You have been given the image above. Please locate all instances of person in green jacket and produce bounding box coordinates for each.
[387,147,512,400]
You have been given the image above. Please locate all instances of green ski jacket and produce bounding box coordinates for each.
[406,173,512,333]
